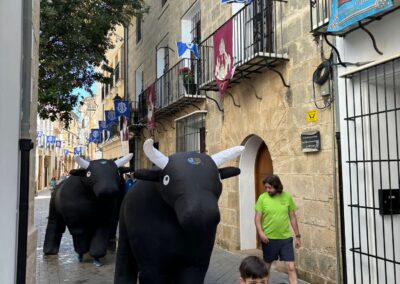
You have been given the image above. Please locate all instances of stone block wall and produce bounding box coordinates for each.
[128,1,338,283]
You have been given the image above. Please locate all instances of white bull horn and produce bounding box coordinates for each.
[143,139,169,169]
[211,146,245,167]
[115,153,134,168]
[75,156,90,169]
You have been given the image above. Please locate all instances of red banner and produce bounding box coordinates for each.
[214,19,235,96]
[146,84,156,130]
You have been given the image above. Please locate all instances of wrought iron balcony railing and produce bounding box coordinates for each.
[310,0,400,36]
[199,0,288,91]
[136,58,206,124]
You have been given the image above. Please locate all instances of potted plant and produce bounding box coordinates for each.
[178,67,196,95]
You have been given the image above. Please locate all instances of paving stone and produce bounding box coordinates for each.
[35,189,309,284]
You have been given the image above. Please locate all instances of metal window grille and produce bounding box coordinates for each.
[191,11,201,44]
[309,0,331,34]
[176,113,206,153]
[343,57,400,283]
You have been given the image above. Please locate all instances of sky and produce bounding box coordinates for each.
[72,84,97,118]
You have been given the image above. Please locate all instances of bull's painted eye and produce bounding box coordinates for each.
[86,171,91,178]
[163,175,170,186]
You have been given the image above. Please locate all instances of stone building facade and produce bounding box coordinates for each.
[127,1,338,283]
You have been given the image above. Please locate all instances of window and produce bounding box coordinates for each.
[136,15,142,43]
[190,10,201,44]
[176,112,206,153]
[115,62,120,83]
[135,65,144,107]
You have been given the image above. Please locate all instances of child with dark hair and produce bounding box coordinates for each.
[239,255,268,284]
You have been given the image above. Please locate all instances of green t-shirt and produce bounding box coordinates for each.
[255,191,297,239]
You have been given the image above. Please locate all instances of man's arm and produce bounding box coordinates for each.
[255,211,268,243]
[289,210,301,249]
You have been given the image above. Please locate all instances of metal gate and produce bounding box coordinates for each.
[342,57,400,283]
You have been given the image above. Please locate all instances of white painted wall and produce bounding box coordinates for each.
[0,0,22,282]
[337,9,400,284]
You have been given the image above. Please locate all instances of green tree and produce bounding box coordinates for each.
[39,0,147,127]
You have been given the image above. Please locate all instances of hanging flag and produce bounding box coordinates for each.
[74,147,81,156]
[176,42,199,59]
[113,100,130,142]
[328,0,393,32]
[214,19,235,97]
[36,130,43,138]
[114,100,130,119]
[105,110,118,127]
[89,129,102,144]
[55,140,62,148]
[146,84,156,130]
[221,0,253,4]
[46,135,56,145]
[99,120,110,143]
[63,149,69,156]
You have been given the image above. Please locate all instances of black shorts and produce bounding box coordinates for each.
[261,237,295,263]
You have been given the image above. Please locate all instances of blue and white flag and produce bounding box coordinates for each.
[74,147,81,156]
[55,140,62,148]
[99,120,108,131]
[114,100,130,119]
[328,0,393,32]
[105,110,118,127]
[36,130,43,138]
[89,129,101,144]
[176,42,199,59]
[63,149,69,156]
[221,0,253,4]
[46,135,56,145]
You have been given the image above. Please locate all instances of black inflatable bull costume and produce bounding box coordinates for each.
[43,154,133,266]
[115,139,244,283]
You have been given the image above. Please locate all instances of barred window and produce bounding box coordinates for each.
[342,57,400,283]
[176,112,206,153]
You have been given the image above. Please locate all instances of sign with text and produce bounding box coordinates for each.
[301,131,321,153]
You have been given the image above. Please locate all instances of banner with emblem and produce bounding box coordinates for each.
[55,140,62,148]
[214,19,235,97]
[328,0,393,32]
[63,149,69,156]
[46,135,56,145]
[105,110,118,127]
[99,120,110,143]
[114,100,130,141]
[146,84,156,130]
[74,147,82,156]
[89,129,102,144]
[36,130,43,138]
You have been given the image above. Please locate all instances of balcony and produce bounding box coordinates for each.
[199,0,288,91]
[310,0,400,36]
[136,58,206,123]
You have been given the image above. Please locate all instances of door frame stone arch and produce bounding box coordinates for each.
[239,134,266,250]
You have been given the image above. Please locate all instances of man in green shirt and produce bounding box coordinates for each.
[255,175,301,284]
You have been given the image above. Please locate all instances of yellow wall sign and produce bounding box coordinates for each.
[307,110,318,122]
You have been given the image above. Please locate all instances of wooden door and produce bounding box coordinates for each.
[254,142,273,248]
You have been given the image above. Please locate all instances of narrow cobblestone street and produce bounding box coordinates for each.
[35,188,307,284]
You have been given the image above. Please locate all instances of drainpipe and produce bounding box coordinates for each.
[124,25,129,101]
[331,36,347,284]
[16,0,35,283]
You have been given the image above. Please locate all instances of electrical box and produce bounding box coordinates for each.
[378,189,400,215]
[301,131,320,153]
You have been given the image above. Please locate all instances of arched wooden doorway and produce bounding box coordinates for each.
[254,142,273,248]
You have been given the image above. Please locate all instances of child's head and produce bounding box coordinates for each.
[239,256,268,284]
